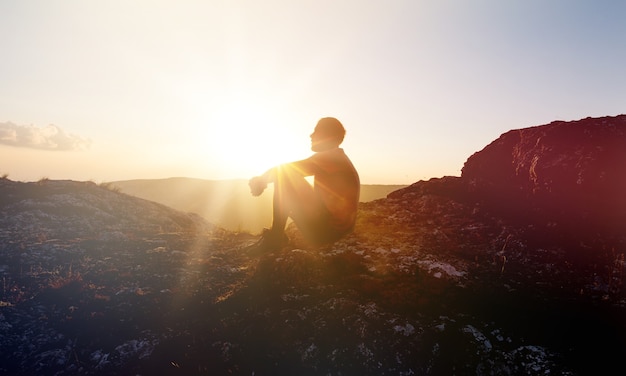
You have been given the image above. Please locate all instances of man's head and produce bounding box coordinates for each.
[310,117,346,152]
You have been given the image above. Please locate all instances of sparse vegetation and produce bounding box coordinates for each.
[98,181,121,193]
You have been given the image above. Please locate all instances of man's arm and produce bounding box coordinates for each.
[248,156,318,196]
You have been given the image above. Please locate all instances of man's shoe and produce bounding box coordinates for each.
[245,228,289,254]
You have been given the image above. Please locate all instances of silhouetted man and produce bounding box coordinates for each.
[248,117,360,251]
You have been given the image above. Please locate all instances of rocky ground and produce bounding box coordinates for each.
[1,177,624,375]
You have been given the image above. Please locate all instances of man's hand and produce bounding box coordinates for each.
[249,176,267,196]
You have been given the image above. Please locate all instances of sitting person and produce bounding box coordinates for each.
[248,117,360,251]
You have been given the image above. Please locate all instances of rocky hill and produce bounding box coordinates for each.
[1,115,625,375]
[461,115,626,234]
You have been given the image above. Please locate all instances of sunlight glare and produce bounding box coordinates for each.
[198,94,305,178]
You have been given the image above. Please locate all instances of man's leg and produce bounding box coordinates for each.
[271,164,320,235]
[272,165,345,246]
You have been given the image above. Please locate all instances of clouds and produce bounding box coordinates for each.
[0,122,91,151]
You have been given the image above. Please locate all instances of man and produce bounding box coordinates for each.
[248,117,360,251]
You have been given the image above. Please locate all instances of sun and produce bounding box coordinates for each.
[195,95,307,179]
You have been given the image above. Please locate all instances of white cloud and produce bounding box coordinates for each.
[0,122,91,151]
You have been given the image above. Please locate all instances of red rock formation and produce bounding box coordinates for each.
[461,115,626,233]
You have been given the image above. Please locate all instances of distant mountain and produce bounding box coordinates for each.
[110,178,406,233]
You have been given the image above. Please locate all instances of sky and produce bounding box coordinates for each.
[1,0,624,184]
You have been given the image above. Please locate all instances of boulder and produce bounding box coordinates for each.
[461,115,626,233]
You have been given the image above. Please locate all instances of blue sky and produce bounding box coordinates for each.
[1,0,624,184]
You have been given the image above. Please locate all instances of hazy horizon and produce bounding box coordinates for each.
[2,174,412,187]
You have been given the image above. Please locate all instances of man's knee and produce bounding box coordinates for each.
[275,166,310,191]
[275,171,315,209]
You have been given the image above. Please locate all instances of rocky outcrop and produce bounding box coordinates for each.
[392,115,626,240]
[461,115,626,233]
